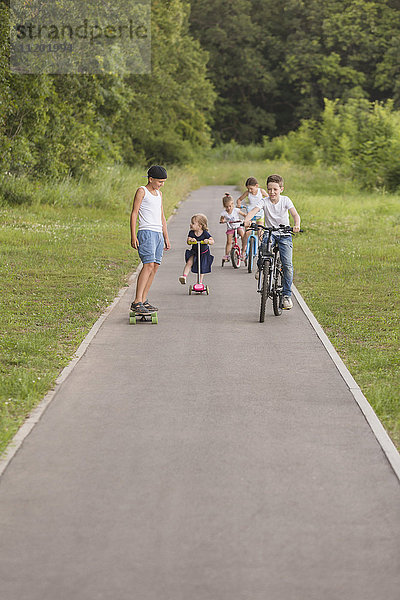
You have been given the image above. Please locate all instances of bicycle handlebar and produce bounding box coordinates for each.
[187,240,209,244]
[245,223,303,233]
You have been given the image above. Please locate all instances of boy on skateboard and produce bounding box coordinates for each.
[130,165,171,315]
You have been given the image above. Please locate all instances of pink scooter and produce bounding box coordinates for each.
[188,240,210,295]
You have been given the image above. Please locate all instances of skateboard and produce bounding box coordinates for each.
[129,310,158,324]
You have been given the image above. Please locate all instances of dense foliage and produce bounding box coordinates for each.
[0,0,215,181]
[188,0,400,143]
[265,98,400,190]
[1,0,400,192]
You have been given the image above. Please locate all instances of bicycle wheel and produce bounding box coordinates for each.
[259,261,270,323]
[272,256,283,316]
[231,246,240,268]
[247,236,256,273]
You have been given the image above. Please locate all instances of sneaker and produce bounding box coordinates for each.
[143,299,158,311]
[222,255,230,261]
[130,301,151,315]
[179,275,187,284]
[283,296,293,310]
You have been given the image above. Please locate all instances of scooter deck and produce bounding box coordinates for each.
[189,285,210,295]
[129,310,158,324]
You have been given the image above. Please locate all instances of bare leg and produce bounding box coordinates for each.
[183,256,194,276]
[225,233,233,255]
[134,263,158,304]
[239,230,246,254]
[243,230,250,254]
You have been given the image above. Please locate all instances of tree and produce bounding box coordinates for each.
[189,0,273,143]
[189,0,400,141]
[0,0,216,180]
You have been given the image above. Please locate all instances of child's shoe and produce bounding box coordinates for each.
[179,275,187,284]
[222,255,230,261]
[130,301,151,315]
[283,296,293,309]
[143,299,158,311]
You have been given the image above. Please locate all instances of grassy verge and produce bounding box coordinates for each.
[0,164,198,454]
[195,157,400,447]
[1,158,399,453]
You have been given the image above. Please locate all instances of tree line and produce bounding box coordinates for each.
[0,0,215,179]
[0,0,399,183]
[188,0,400,143]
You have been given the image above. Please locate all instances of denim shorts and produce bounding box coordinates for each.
[137,230,164,264]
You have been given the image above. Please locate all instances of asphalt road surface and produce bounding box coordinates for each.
[0,186,399,600]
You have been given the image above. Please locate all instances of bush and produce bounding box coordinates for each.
[264,98,400,191]
[0,175,35,206]
[208,141,267,162]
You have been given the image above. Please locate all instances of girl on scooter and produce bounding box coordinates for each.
[179,214,214,285]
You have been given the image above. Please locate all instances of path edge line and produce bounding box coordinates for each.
[0,271,139,478]
[292,284,400,482]
[0,206,184,478]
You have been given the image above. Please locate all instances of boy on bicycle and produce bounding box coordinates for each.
[244,174,301,309]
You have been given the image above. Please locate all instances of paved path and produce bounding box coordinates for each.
[0,186,399,600]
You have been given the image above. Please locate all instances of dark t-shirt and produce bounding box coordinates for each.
[188,229,212,243]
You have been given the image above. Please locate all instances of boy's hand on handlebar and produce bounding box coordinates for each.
[292,225,301,233]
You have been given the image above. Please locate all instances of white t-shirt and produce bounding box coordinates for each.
[247,188,262,211]
[138,186,163,232]
[256,195,294,228]
[246,188,263,218]
[221,207,243,230]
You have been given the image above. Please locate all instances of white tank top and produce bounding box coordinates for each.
[138,186,162,232]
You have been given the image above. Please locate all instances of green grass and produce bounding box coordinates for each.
[196,157,400,447]
[0,164,199,453]
[0,158,399,453]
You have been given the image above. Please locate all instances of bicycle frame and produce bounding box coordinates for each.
[246,223,290,321]
[256,229,279,294]
[246,223,302,322]
[221,220,243,268]
[245,217,259,273]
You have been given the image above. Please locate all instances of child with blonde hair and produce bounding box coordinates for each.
[179,214,214,284]
[220,193,247,261]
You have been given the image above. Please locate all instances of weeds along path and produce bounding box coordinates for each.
[0,186,399,600]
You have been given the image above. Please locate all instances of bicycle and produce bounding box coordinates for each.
[221,220,243,269]
[244,216,260,273]
[247,224,300,322]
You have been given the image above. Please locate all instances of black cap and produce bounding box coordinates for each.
[147,165,167,179]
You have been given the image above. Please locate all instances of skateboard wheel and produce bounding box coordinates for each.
[129,316,136,324]
[152,314,158,324]
[206,286,210,295]
[189,286,192,295]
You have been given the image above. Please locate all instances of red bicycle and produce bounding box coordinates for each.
[221,221,243,268]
